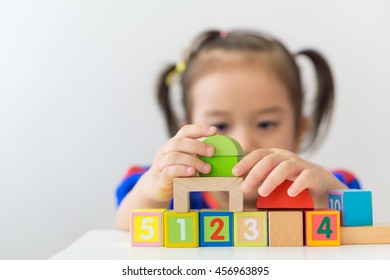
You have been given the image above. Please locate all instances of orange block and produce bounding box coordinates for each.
[256,180,314,210]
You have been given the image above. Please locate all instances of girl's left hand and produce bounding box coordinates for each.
[232,148,342,198]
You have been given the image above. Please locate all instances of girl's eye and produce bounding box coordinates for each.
[212,123,229,131]
[257,121,278,130]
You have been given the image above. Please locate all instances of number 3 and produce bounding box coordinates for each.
[244,218,259,241]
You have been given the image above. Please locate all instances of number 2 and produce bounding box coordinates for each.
[210,218,224,240]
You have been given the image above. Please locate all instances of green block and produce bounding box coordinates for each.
[199,135,243,177]
[202,135,243,157]
[199,156,241,177]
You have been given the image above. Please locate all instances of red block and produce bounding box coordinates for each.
[256,180,314,210]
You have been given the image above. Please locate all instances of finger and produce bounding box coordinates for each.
[162,137,214,157]
[288,169,318,197]
[175,124,217,139]
[159,152,211,174]
[160,165,196,187]
[240,153,285,193]
[232,149,273,176]
[258,160,302,197]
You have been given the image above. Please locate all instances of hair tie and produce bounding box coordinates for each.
[220,31,228,38]
[165,61,186,87]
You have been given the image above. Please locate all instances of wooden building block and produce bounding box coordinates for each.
[341,224,390,245]
[199,210,233,246]
[130,209,166,247]
[305,209,340,246]
[268,211,304,247]
[234,210,268,247]
[173,177,243,212]
[328,189,373,226]
[199,135,243,177]
[257,180,314,210]
[163,210,199,248]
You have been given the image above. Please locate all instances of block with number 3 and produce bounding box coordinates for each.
[130,209,166,247]
[234,211,268,246]
[199,210,233,246]
[305,209,340,246]
[163,210,199,248]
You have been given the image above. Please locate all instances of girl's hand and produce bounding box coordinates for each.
[142,124,217,202]
[232,148,345,200]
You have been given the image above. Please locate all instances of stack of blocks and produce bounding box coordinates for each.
[130,136,390,248]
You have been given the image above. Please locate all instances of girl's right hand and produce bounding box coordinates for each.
[141,124,217,202]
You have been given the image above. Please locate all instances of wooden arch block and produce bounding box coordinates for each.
[173,177,243,212]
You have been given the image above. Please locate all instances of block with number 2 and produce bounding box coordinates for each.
[199,210,233,246]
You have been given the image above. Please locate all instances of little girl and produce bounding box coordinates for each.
[115,29,360,230]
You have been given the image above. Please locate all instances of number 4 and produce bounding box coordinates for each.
[317,216,333,238]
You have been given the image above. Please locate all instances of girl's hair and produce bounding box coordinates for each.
[157,29,334,151]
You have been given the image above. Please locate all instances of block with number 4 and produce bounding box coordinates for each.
[199,210,233,246]
[234,211,268,246]
[163,210,199,248]
[130,209,166,247]
[305,209,340,246]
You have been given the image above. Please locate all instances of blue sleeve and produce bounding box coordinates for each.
[332,169,361,189]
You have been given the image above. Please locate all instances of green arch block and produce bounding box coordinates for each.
[202,135,243,157]
[199,135,243,177]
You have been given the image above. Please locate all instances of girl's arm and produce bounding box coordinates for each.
[115,124,217,231]
[115,170,172,231]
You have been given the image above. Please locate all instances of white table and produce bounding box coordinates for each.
[51,230,390,260]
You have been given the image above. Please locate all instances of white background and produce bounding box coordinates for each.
[0,0,389,259]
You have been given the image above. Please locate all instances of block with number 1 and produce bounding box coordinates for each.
[163,210,199,248]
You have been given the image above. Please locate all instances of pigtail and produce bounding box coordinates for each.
[156,64,179,137]
[297,49,335,149]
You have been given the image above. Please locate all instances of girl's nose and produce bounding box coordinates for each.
[231,131,258,156]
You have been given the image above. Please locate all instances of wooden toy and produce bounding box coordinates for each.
[304,209,340,246]
[130,209,166,247]
[341,224,390,245]
[268,211,304,247]
[163,210,199,248]
[234,210,268,247]
[328,189,373,226]
[257,180,314,210]
[199,135,243,177]
[173,177,243,212]
[199,210,233,246]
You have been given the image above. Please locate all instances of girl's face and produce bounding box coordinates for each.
[190,58,303,156]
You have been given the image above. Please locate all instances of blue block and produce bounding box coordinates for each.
[199,210,233,247]
[328,189,372,226]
